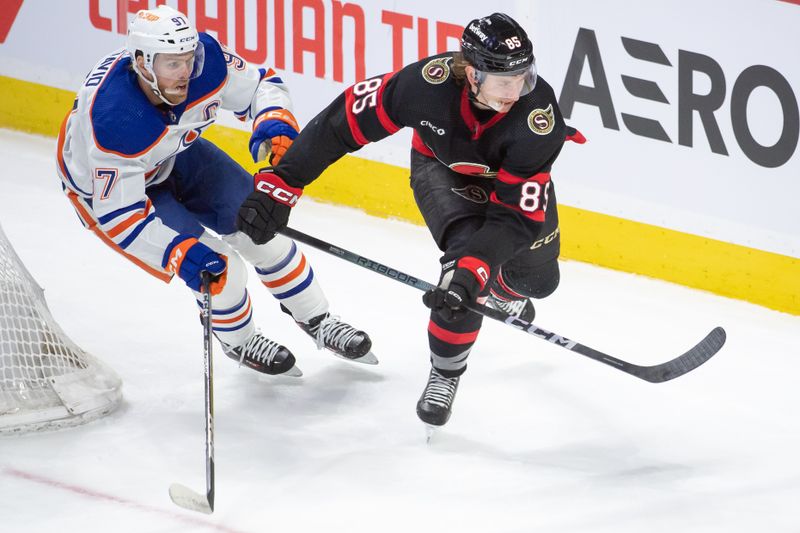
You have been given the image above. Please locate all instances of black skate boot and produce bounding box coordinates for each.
[486,292,536,322]
[416,367,460,429]
[298,313,378,364]
[220,331,302,376]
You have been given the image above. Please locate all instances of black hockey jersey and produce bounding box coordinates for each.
[275,52,581,269]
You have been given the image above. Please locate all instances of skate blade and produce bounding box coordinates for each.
[350,350,378,365]
[281,364,303,377]
[424,423,440,444]
[331,350,379,365]
[258,365,303,382]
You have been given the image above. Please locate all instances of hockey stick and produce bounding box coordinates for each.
[169,272,215,514]
[280,226,726,383]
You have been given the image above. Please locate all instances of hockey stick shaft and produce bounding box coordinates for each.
[169,273,215,514]
[201,272,215,512]
[281,226,725,383]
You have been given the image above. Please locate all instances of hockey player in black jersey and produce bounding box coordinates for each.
[236,13,584,428]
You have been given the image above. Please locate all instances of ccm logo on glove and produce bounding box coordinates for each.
[422,256,491,322]
[163,236,228,295]
[254,169,303,206]
[249,107,300,165]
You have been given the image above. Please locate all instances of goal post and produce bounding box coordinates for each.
[0,223,122,435]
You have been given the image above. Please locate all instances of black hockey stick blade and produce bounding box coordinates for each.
[280,226,726,382]
[170,272,216,513]
[477,302,726,383]
[622,326,726,383]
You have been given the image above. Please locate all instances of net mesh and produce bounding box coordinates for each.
[0,224,122,434]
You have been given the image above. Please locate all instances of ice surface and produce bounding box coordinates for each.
[1,129,798,532]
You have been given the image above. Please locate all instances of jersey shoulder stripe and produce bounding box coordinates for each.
[90,56,168,158]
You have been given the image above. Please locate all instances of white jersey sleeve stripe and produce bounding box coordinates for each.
[65,190,173,282]
[97,198,150,225]
[102,199,154,239]
[117,212,156,250]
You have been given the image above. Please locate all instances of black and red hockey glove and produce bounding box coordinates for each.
[422,256,490,322]
[237,168,303,244]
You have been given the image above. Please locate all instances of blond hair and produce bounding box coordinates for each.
[450,52,471,86]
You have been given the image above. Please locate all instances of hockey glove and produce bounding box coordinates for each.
[163,236,228,295]
[422,256,490,322]
[249,107,300,165]
[565,125,586,144]
[237,168,304,244]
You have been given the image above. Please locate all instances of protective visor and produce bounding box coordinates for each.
[152,41,205,82]
[473,63,538,101]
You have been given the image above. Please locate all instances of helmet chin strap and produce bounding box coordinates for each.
[479,95,508,112]
[132,62,177,107]
[469,83,507,113]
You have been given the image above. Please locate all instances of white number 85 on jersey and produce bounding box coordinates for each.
[519,181,550,213]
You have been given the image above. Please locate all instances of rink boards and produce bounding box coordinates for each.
[0,0,797,314]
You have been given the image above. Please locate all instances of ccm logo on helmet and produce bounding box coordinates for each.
[256,181,300,205]
[509,58,529,67]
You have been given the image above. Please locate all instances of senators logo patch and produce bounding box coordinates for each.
[421,57,451,85]
[527,104,555,136]
[451,185,489,204]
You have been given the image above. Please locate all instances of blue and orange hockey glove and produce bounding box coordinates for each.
[164,236,228,295]
[249,107,300,165]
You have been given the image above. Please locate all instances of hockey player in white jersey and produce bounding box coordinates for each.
[56,5,376,375]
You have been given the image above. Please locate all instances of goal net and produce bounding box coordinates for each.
[0,223,122,434]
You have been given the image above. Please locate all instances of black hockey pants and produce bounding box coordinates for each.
[409,150,560,377]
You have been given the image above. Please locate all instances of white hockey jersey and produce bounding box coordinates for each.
[57,32,291,275]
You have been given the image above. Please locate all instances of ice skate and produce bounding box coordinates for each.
[416,368,460,433]
[220,331,302,376]
[486,292,536,322]
[298,313,378,364]
[424,423,438,444]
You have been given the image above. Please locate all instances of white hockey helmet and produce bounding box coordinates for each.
[126,5,204,104]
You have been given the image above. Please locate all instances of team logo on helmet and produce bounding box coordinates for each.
[421,57,451,85]
[527,104,555,136]
[451,185,489,204]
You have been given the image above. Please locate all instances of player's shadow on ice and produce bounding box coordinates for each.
[429,433,696,484]
[226,361,385,417]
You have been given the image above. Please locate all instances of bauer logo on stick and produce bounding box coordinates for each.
[528,104,555,136]
[422,57,451,85]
